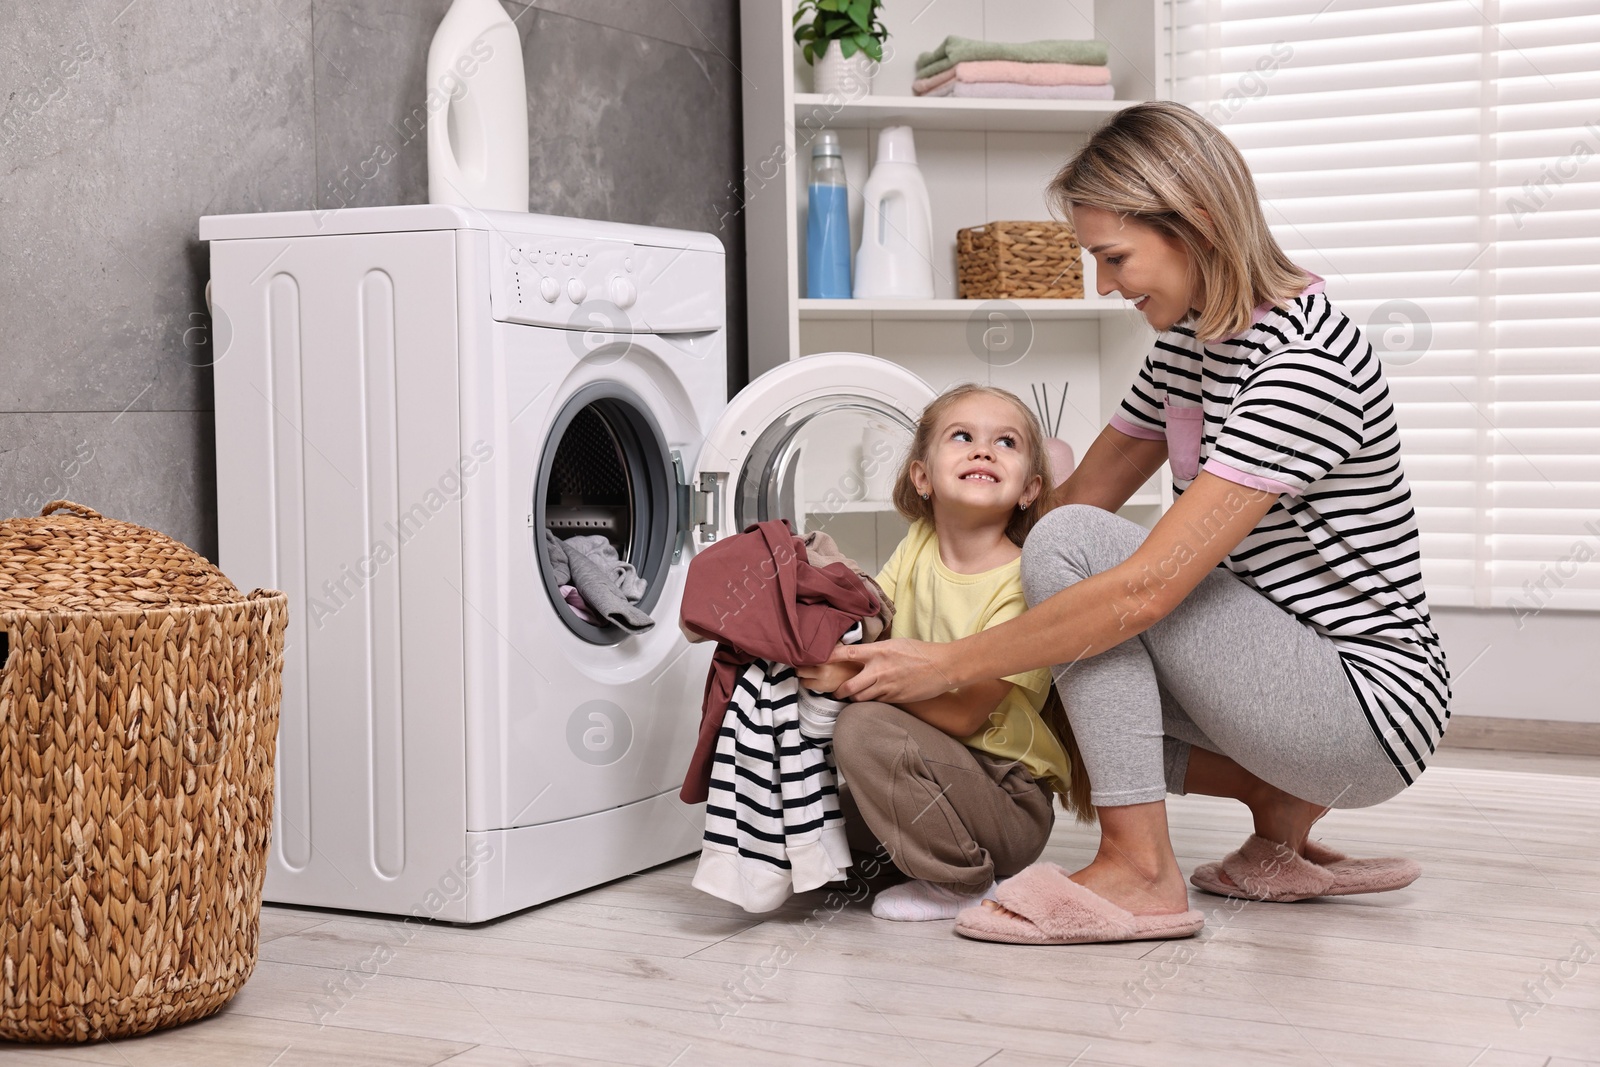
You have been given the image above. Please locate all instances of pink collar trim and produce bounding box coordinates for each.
[1222,271,1325,342]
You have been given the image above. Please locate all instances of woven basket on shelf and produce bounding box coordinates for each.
[957,220,1085,299]
[0,501,288,1043]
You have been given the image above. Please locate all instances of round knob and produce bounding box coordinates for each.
[567,278,588,303]
[610,276,637,310]
[539,277,560,303]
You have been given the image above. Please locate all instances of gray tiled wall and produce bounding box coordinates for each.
[0,0,746,561]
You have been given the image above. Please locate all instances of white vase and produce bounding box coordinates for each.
[812,40,876,98]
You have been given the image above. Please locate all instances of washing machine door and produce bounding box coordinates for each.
[689,352,937,576]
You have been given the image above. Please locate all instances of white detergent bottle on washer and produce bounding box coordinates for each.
[853,126,935,299]
[427,0,529,211]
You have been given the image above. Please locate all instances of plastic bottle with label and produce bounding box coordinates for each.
[806,131,852,299]
[853,126,935,300]
[427,0,529,212]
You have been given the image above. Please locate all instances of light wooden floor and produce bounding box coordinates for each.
[7,751,1599,1067]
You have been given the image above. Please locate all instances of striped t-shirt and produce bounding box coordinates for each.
[1109,276,1450,785]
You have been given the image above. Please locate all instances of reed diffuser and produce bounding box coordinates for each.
[1031,382,1076,486]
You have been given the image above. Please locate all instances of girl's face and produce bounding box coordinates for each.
[1071,204,1201,332]
[911,393,1042,521]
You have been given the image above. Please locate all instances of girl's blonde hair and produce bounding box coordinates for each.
[1048,100,1309,343]
[891,382,1096,823]
[892,383,1050,548]
[896,383,1094,825]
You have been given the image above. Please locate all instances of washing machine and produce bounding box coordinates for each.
[202,204,936,922]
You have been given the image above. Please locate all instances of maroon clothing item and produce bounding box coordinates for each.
[679,520,882,804]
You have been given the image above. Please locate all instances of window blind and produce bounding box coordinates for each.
[1168,0,1600,614]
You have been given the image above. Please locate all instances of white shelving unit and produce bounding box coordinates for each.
[738,0,1174,522]
[800,297,1125,321]
[792,93,1131,133]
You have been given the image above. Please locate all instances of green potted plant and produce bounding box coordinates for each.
[794,0,888,96]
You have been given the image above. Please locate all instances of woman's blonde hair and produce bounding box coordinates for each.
[892,383,1050,548]
[1048,101,1309,343]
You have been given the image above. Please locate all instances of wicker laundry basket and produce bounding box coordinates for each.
[0,501,288,1042]
[957,220,1085,299]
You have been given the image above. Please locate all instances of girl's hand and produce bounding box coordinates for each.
[795,657,859,694]
[828,638,958,704]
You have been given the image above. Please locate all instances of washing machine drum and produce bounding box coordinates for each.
[535,382,675,644]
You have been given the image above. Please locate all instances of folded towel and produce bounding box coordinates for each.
[915,36,1108,79]
[923,81,1117,100]
[913,60,1111,96]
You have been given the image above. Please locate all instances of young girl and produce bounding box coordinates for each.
[799,383,1085,922]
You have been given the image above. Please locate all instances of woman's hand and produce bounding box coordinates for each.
[828,638,959,704]
[794,654,860,694]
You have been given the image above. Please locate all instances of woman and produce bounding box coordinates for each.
[830,101,1450,945]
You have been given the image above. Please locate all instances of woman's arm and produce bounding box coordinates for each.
[1051,425,1168,513]
[831,472,1278,703]
[897,678,1013,738]
[796,661,1010,737]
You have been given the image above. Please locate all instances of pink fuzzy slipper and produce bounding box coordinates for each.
[1190,835,1421,902]
[953,863,1204,945]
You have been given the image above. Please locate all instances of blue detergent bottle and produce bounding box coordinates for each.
[806,131,851,299]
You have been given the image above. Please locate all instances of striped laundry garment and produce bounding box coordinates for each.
[692,657,852,912]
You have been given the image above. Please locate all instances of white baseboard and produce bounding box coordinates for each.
[1432,606,1600,724]
[1441,715,1600,757]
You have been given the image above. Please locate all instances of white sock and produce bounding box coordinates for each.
[870,879,997,922]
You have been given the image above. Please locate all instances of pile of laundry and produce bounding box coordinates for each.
[912,35,1113,100]
[543,531,653,633]
[678,521,894,913]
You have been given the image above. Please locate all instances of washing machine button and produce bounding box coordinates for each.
[540,276,560,303]
[610,276,637,309]
[568,278,588,303]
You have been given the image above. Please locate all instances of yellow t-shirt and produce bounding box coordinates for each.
[874,520,1072,795]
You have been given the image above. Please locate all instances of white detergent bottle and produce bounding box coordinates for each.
[427,0,529,211]
[853,126,935,299]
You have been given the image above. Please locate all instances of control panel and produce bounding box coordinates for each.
[491,236,637,327]
[487,230,723,335]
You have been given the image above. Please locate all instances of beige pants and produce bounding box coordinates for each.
[833,702,1055,894]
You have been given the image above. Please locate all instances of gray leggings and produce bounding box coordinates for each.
[1019,505,1407,810]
